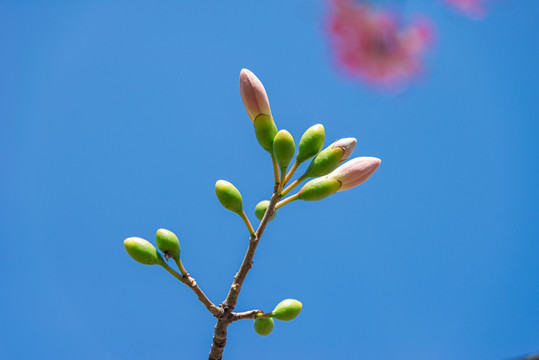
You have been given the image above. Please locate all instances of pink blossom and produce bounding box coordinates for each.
[327,0,433,89]
[443,0,489,19]
[328,157,381,191]
[239,69,272,122]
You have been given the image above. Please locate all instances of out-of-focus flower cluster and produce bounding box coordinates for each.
[443,0,490,19]
[327,0,432,89]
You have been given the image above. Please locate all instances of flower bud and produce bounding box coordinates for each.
[124,237,162,265]
[297,176,341,201]
[156,228,180,260]
[253,115,278,153]
[328,157,381,191]
[271,299,302,321]
[273,130,295,170]
[304,137,357,178]
[254,317,274,336]
[239,69,272,122]
[215,180,243,214]
[296,124,325,163]
[255,200,276,221]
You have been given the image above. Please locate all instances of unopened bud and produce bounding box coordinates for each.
[328,157,381,191]
[271,299,302,321]
[215,180,243,214]
[254,317,274,336]
[304,137,357,178]
[253,115,278,153]
[297,176,341,201]
[254,200,276,221]
[273,130,295,170]
[239,69,272,122]
[296,124,325,163]
[124,237,162,265]
[156,228,180,260]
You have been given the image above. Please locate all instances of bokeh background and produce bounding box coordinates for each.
[1,1,538,359]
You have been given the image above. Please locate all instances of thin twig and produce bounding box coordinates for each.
[208,184,281,360]
[161,262,222,317]
[231,309,262,322]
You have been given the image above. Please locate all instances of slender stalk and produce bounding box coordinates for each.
[271,155,280,185]
[208,184,282,360]
[160,261,222,317]
[281,173,306,196]
[231,309,263,322]
[239,211,256,236]
[275,193,299,210]
[283,160,300,185]
[277,167,287,193]
[174,258,188,277]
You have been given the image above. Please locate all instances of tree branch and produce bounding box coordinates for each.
[161,262,222,317]
[208,184,281,360]
[231,309,262,322]
[180,274,223,317]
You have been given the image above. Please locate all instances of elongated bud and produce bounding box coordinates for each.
[255,200,276,221]
[304,137,357,178]
[215,180,243,214]
[297,176,341,201]
[271,299,302,321]
[124,237,162,265]
[273,130,295,170]
[254,115,278,153]
[240,69,272,122]
[240,69,278,153]
[328,157,381,191]
[296,124,325,163]
[156,228,180,260]
[254,317,274,336]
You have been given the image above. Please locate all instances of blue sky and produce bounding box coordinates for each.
[1,1,538,359]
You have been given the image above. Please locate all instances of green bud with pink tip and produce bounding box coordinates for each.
[254,317,274,336]
[255,200,276,221]
[273,130,295,171]
[156,228,180,260]
[296,124,325,163]
[328,156,381,191]
[240,69,278,153]
[215,180,243,214]
[124,237,163,265]
[297,177,341,201]
[304,137,357,178]
[271,299,303,321]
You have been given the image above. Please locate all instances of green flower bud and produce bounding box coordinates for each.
[215,180,243,214]
[254,114,278,153]
[254,200,276,221]
[296,124,325,163]
[273,130,295,170]
[304,138,357,178]
[155,228,180,260]
[124,237,162,265]
[297,176,341,201]
[254,317,274,336]
[271,299,302,321]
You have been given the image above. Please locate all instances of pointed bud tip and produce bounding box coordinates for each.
[239,68,271,121]
[332,137,357,161]
[330,156,381,191]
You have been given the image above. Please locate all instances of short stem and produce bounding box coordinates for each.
[281,173,307,196]
[174,258,188,277]
[254,312,273,319]
[275,193,299,209]
[240,210,256,236]
[277,167,287,193]
[160,261,183,282]
[271,155,280,186]
[283,160,300,185]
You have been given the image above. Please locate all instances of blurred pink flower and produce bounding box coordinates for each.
[443,0,489,19]
[327,0,433,89]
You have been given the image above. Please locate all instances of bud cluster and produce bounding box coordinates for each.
[123,68,381,352]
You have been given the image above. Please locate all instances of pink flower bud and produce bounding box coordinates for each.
[239,69,272,122]
[332,137,357,162]
[328,156,381,191]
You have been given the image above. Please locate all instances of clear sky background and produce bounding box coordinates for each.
[1,1,538,359]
